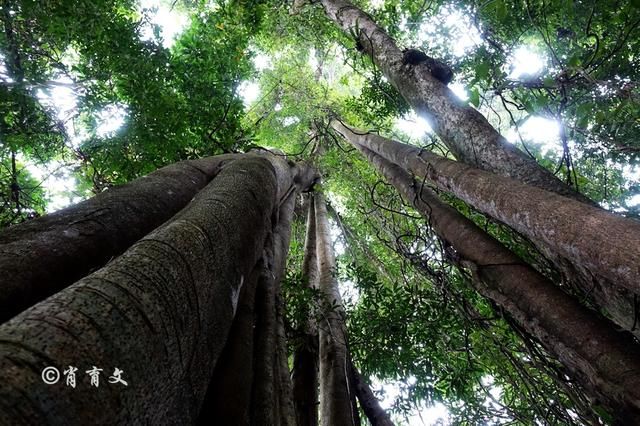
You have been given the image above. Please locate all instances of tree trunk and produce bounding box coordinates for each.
[332,120,640,335]
[197,260,262,425]
[252,185,305,426]
[0,154,239,323]
[0,154,313,424]
[351,364,394,426]
[292,195,320,426]
[274,191,298,426]
[315,193,358,426]
[318,0,590,203]
[347,141,640,422]
[251,259,280,426]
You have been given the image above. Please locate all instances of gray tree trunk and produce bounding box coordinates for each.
[292,195,320,426]
[332,120,640,336]
[0,154,239,323]
[318,0,590,203]
[315,193,358,426]
[0,154,313,424]
[273,191,298,426]
[347,138,640,422]
[352,364,394,426]
[251,260,280,426]
[197,260,262,425]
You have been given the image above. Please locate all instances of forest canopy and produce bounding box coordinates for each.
[1,0,639,424]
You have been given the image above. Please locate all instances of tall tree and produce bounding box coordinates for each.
[292,195,320,426]
[0,153,315,423]
[315,192,359,426]
[316,0,592,203]
[332,119,640,335]
[336,123,640,422]
[0,154,239,323]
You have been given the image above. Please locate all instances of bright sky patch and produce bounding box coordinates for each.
[395,112,433,139]
[508,46,545,79]
[239,81,260,107]
[139,0,189,49]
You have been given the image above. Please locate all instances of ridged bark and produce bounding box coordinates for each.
[332,120,640,335]
[318,0,590,203]
[352,364,394,426]
[292,195,320,426]
[0,154,239,323]
[0,154,299,424]
[348,140,640,422]
[315,193,358,426]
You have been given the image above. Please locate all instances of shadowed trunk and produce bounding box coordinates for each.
[332,120,640,336]
[0,154,240,323]
[318,0,590,203]
[251,259,280,426]
[346,140,640,422]
[0,154,311,424]
[352,364,394,426]
[196,259,262,425]
[315,193,358,426]
[274,191,298,426]
[292,195,320,426]
[251,180,310,426]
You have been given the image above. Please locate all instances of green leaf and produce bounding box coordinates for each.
[469,87,480,107]
[475,61,490,80]
[575,103,592,128]
[493,0,508,22]
[568,53,582,67]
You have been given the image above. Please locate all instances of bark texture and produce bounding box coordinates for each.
[250,165,315,426]
[197,260,262,425]
[0,154,239,323]
[319,0,590,203]
[352,364,394,426]
[315,193,358,426]
[348,139,640,422]
[333,120,640,335]
[0,154,297,424]
[292,196,320,426]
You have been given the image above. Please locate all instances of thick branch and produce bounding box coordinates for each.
[318,0,590,203]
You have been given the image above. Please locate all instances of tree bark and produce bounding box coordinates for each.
[292,195,320,426]
[274,191,298,426]
[318,0,590,203]
[252,187,304,426]
[348,141,640,422]
[351,364,394,426]
[315,193,358,426]
[251,259,280,426]
[0,154,240,323]
[332,120,640,335]
[0,154,310,424]
[197,260,262,425]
